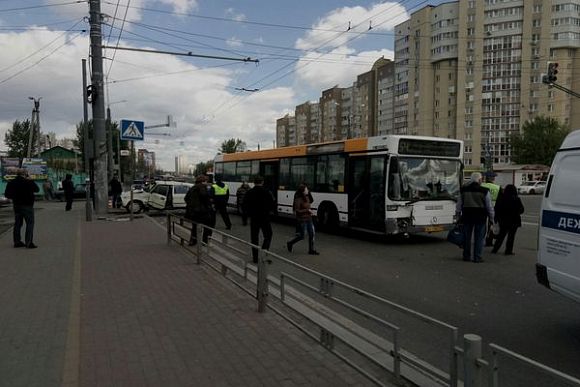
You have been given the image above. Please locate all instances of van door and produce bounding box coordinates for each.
[538,148,580,303]
[148,184,169,210]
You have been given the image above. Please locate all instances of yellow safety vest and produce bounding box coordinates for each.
[481,182,500,203]
[212,184,228,196]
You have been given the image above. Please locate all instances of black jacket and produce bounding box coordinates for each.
[495,194,524,228]
[62,179,74,197]
[243,185,275,221]
[459,182,490,224]
[185,183,213,220]
[5,176,39,206]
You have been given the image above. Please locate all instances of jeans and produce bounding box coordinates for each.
[250,218,272,263]
[463,222,486,261]
[287,220,315,252]
[13,205,35,245]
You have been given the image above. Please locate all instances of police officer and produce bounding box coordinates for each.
[481,173,501,246]
[211,177,232,230]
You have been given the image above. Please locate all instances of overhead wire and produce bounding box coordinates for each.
[0,30,85,85]
[0,0,87,13]
[0,18,85,74]
[105,0,131,79]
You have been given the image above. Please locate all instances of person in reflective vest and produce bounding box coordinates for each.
[481,173,501,246]
[211,178,232,230]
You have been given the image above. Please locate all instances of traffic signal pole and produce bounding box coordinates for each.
[542,61,580,99]
[88,0,108,216]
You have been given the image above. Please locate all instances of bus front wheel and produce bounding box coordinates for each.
[317,203,339,232]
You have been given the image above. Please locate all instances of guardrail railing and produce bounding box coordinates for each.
[165,212,580,387]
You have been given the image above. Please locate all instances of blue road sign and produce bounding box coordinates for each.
[120,120,145,141]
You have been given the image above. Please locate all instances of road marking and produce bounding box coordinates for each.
[62,222,81,386]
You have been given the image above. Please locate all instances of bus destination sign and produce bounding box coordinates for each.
[398,139,461,157]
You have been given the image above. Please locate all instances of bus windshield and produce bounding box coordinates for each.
[388,157,462,201]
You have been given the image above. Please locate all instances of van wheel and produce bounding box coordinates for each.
[317,203,339,232]
[126,200,144,214]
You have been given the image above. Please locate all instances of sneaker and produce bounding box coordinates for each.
[286,242,293,253]
[14,241,25,248]
[26,243,38,249]
[308,250,320,255]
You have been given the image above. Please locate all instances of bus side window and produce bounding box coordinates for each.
[388,157,402,200]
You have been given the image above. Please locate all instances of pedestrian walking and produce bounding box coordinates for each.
[236,181,250,226]
[492,184,524,255]
[109,175,123,209]
[211,177,232,230]
[42,179,54,201]
[286,184,319,255]
[4,169,39,248]
[62,174,74,211]
[243,176,275,263]
[481,173,502,246]
[185,175,215,246]
[456,172,494,263]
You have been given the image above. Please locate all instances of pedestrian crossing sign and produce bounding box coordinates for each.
[120,120,145,141]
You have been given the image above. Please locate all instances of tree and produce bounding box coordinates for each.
[193,160,213,176]
[220,138,246,153]
[74,120,93,170]
[4,119,37,158]
[510,116,569,166]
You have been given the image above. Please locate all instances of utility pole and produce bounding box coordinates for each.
[82,59,93,221]
[107,106,114,180]
[89,0,108,216]
[27,97,41,158]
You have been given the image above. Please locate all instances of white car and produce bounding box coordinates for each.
[121,181,193,213]
[517,181,547,195]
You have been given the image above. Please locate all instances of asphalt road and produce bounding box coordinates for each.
[153,195,579,386]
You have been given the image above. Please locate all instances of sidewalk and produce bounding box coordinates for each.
[0,202,374,387]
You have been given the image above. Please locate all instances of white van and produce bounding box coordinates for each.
[537,129,580,303]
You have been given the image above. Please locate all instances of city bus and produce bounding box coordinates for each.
[213,135,463,235]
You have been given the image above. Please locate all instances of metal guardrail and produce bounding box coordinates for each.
[164,212,580,387]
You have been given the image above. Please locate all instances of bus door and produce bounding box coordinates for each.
[348,155,386,232]
[260,161,279,206]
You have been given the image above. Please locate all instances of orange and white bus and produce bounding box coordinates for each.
[214,135,463,235]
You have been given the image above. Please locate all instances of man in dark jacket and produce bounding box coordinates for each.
[211,177,232,230]
[109,176,123,209]
[243,176,275,263]
[456,172,495,263]
[62,174,74,211]
[185,175,214,246]
[5,169,40,248]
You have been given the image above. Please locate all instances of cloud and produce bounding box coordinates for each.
[226,37,243,48]
[295,2,408,50]
[294,47,394,91]
[0,29,294,170]
[157,0,199,14]
[225,7,246,22]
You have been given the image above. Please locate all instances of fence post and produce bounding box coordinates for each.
[450,328,459,387]
[179,217,184,246]
[166,213,171,245]
[257,250,269,313]
[196,223,202,264]
[464,334,483,387]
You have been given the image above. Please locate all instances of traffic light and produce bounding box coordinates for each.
[86,85,96,103]
[545,62,559,84]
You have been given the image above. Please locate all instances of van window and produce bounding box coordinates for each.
[549,154,580,209]
[174,185,190,194]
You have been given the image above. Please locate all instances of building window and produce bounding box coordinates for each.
[548,104,554,112]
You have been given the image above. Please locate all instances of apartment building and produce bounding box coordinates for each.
[394,0,580,167]
[276,57,395,146]
[276,114,296,147]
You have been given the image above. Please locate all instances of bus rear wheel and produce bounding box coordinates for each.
[317,203,339,232]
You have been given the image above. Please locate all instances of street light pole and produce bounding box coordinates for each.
[27,97,41,158]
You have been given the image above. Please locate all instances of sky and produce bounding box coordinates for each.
[0,0,446,170]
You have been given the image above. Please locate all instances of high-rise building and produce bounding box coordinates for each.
[138,149,156,175]
[295,101,320,144]
[276,114,296,147]
[319,86,343,142]
[394,0,579,167]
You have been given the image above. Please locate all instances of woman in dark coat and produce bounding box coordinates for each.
[492,184,524,255]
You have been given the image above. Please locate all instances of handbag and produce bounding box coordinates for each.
[447,224,464,248]
[492,222,500,235]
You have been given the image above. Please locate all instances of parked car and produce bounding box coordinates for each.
[0,194,11,207]
[120,181,193,213]
[54,183,89,201]
[517,181,547,195]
